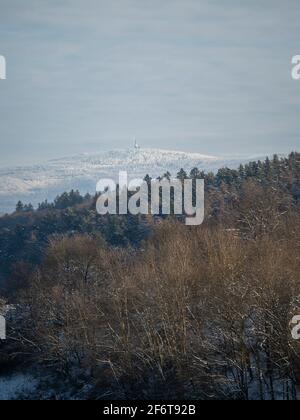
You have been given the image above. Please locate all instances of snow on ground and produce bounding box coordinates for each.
[0,373,39,400]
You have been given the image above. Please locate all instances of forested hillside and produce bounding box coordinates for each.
[0,153,299,293]
[0,153,299,400]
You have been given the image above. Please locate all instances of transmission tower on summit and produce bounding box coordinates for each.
[134,138,140,151]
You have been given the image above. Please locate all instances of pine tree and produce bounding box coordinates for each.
[16,201,24,212]
[190,167,201,179]
[176,169,188,182]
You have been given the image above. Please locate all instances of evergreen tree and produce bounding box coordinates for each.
[176,169,188,182]
[16,201,24,213]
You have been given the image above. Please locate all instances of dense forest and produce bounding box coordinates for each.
[0,152,300,399]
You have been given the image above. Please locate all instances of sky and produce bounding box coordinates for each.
[0,0,299,167]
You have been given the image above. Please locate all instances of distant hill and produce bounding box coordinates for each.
[0,147,263,214]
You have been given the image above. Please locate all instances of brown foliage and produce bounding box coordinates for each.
[15,196,300,399]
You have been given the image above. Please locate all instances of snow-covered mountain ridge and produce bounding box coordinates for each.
[0,147,260,214]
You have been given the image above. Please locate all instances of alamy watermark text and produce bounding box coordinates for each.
[0,55,6,80]
[292,55,300,80]
[0,316,6,340]
[96,172,205,226]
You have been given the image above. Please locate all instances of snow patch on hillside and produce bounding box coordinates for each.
[0,147,257,214]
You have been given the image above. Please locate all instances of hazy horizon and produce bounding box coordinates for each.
[0,142,288,170]
[0,0,300,167]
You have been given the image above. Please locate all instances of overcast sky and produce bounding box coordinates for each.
[0,0,299,167]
